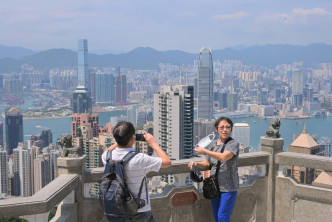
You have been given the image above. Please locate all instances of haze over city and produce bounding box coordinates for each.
[1,0,332,53]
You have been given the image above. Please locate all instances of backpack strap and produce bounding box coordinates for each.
[121,151,149,206]
[121,151,139,165]
[106,149,113,163]
[137,177,149,205]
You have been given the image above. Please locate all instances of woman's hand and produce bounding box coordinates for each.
[188,161,196,170]
[195,146,206,155]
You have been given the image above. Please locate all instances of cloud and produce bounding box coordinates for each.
[292,8,328,16]
[212,12,249,20]
[256,8,330,24]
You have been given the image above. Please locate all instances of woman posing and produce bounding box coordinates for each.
[188,117,239,222]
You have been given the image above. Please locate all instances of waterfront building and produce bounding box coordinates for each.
[197,47,214,120]
[227,93,238,111]
[213,91,228,110]
[154,85,194,160]
[233,123,250,147]
[291,94,303,107]
[13,143,31,197]
[0,122,3,148]
[78,39,90,88]
[72,85,92,114]
[5,107,23,155]
[287,127,320,184]
[0,149,8,195]
[3,79,23,93]
[259,89,269,105]
[114,74,128,105]
[292,71,306,96]
[95,73,115,106]
[72,113,99,138]
[127,105,138,126]
[31,129,52,149]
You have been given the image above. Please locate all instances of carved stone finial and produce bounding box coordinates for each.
[265,118,281,138]
[60,135,82,158]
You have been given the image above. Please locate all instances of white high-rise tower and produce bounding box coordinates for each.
[154,85,194,160]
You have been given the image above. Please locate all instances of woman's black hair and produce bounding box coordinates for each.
[214,116,233,130]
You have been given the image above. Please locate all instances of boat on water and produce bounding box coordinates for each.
[36,125,43,128]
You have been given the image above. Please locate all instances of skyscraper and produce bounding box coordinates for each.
[0,122,3,148]
[72,85,92,114]
[13,143,31,197]
[95,73,115,106]
[154,85,194,160]
[198,47,214,120]
[292,71,306,96]
[114,74,127,105]
[227,93,238,111]
[0,149,8,195]
[5,107,23,155]
[78,39,89,88]
[33,157,50,193]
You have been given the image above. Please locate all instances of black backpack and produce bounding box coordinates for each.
[99,150,149,221]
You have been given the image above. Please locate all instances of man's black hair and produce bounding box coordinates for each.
[113,121,135,146]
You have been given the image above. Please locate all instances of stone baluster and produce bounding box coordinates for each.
[52,156,85,222]
[261,137,284,222]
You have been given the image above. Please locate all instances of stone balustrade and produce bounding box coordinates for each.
[1,137,332,222]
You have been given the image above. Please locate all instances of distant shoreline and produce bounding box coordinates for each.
[1,109,126,120]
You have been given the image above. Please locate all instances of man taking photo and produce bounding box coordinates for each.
[102,121,171,222]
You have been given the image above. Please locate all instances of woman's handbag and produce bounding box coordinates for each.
[203,177,220,199]
[202,137,233,199]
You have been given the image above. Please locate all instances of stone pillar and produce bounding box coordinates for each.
[261,137,284,222]
[57,156,86,222]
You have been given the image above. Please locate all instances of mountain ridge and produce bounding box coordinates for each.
[0,43,332,73]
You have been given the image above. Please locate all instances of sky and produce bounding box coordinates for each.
[1,0,332,54]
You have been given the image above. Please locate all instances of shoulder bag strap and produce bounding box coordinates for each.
[214,137,233,178]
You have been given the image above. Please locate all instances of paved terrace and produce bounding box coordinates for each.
[1,137,332,222]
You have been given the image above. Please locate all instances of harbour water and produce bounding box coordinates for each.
[0,112,331,153]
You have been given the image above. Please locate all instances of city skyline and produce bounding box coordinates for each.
[1,1,332,53]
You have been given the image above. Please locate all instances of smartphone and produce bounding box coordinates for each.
[135,134,146,141]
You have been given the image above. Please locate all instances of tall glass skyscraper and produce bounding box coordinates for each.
[5,107,23,155]
[78,39,89,88]
[72,86,92,114]
[198,47,214,120]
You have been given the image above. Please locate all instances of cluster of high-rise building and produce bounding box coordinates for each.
[1,38,332,198]
[0,107,60,197]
